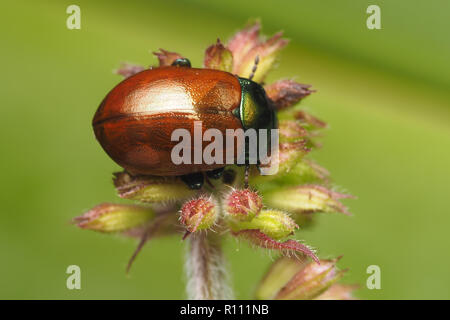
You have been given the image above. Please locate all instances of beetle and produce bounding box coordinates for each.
[92,58,277,189]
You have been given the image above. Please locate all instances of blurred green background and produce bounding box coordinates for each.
[1,0,449,299]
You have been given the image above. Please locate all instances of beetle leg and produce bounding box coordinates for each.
[180,172,204,190]
[244,164,250,188]
[172,58,191,68]
[206,167,225,180]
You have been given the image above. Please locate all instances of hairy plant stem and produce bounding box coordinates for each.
[186,232,233,300]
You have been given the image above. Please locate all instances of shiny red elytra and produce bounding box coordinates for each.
[92,60,276,189]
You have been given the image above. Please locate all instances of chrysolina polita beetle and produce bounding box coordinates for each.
[93,58,277,189]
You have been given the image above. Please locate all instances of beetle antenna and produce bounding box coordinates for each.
[248,55,260,81]
[244,164,250,188]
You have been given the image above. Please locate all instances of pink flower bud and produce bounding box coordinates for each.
[265,80,315,110]
[226,22,289,82]
[204,39,233,72]
[225,189,263,221]
[180,197,218,234]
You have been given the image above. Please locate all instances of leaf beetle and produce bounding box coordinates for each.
[93,58,277,189]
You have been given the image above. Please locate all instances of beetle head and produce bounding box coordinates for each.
[236,78,277,132]
[233,78,278,168]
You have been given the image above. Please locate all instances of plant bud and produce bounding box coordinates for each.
[225,189,263,222]
[264,185,352,215]
[265,80,314,111]
[227,22,288,82]
[230,209,298,240]
[113,172,196,203]
[275,258,346,300]
[255,256,309,299]
[204,39,233,72]
[74,203,154,233]
[180,197,218,233]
